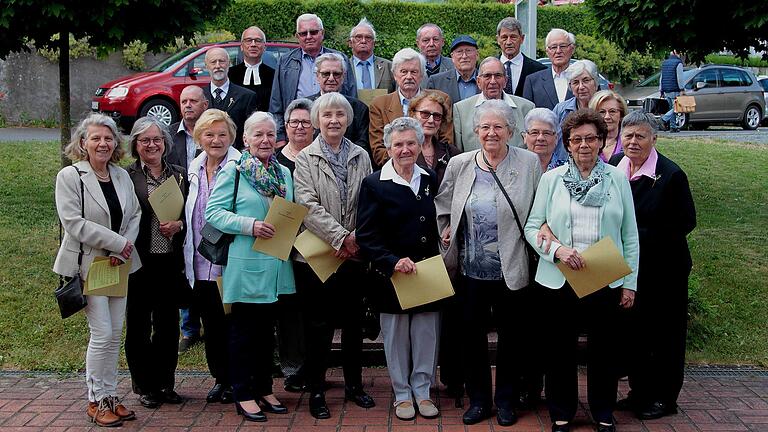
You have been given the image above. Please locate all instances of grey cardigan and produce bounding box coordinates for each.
[435,148,542,289]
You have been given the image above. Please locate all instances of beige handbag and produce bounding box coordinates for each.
[674,95,696,113]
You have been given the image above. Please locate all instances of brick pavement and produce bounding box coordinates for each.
[0,367,766,432]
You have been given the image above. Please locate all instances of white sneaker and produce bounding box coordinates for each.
[417,399,439,418]
[394,401,416,420]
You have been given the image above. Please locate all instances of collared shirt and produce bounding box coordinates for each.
[177,121,197,169]
[552,67,568,103]
[353,55,376,89]
[141,162,173,254]
[617,147,659,181]
[473,91,519,109]
[210,80,231,101]
[242,59,262,86]
[425,56,443,76]
[501,52,524,92]
[380,159,427,196]
[456,69,479,101]
[192,155,228,281]
[398,89,420,117]
[297,49,323,98]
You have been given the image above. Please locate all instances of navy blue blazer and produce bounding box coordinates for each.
[202,82,257,151]
[522,66,573,109]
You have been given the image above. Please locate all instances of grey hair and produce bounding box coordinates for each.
[524,108,559,132]
[296,13,323,32]
[478,56,503,73]
[391,48,426,77]
[244,111,277,137]
[545,28,576,46]
[314,52,347,75]
[621,110,660,135]
[416,23,444,40]
[129,116,174,160]
[472,99,517,131]
[383,117,425,149]
[350,17,376,40]
[64,113,124,163]
[241,26,266,41]
[496,17,523,36]
[565,59,599,83]
[285,98,313,124]
[310,92,354,129]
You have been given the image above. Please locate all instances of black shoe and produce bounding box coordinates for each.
[220,386,234,404]
[235,401,267,422]
[206,384,224,403]
[552,422,571,432]
[596,422,616,432]
[309,393,331,419]
[177,335,201,354]
[462,405,491,425]
[344,386,375,408]
[496,407,518,426]
[138,393,162,409]
[258,397,288,414]
[284,374,307,393]
[616,396,636,411]
[160,389,183,404]
[637,401,678,420]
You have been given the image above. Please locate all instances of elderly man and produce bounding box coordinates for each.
[369,48,453,168]
[202,47,257,150]
[426,35,480,105]
[453,57,534,152]
[308,53,371,159]
[228,26,275,112]
[416,23,454,77]
[496,17,546,97]
[522,28,575,109]
[348,18,395,93]
[270,13,357,145]
[168,86,208,169]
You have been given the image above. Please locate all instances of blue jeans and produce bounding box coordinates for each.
[661,91,680,127]
[180,307,201,338]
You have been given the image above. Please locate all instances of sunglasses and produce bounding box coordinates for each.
[297,29,321,38]
[415,110,443,122]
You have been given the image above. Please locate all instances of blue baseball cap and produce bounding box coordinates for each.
[450,35,478,52]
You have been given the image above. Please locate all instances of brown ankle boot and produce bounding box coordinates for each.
[93,399,123,427]
[86,401,98,420]
[107,396,135,421]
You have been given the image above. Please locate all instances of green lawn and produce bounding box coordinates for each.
[0,139,765,370]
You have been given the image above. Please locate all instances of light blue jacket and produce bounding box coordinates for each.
[205,161,296,304]
[523,163,639,290]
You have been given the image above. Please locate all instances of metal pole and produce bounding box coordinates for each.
[515,0,538,59]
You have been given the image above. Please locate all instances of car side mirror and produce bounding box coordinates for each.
[190,67,203,76]
[696,81,706,90]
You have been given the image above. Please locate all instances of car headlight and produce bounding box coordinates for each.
[106,87,129,98]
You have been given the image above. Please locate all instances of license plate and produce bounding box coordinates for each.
[91,101,99,111]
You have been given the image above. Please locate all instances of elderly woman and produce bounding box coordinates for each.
[552,60,601,164]
[408,90,460,184]
[435,100,542,427]
[54,114,141,427]
[524,109,639,432]
[125,117,188,409]
[183,109,241,405]
[206,111,295,422]
[589,90,629,162]
[356,117,442,421]
[524,107,563,172]
[277,98,313,174]
[610,111,695,420]
[294,92,374,419]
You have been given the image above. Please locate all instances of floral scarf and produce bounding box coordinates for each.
[319,136,351,208]
[237,151,287,198]
[562,156,609,207]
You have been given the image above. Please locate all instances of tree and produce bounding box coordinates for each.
[587,0,768,64]
[0,0,231,166]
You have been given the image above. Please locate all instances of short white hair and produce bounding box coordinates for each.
[350,17,376,40]
[524,108,559,131]
[310,92,354,129]
[244,111,277,137]
[241,26,265,41]
[545,28,575,46]
[296,13,323,32]
[416,23,444,40]
[314,52,347,75]
[565,59,599,83]
[391,48,426,77]
[383,117,425,149]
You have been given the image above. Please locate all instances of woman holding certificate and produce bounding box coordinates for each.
[523,109,639,432]
[54,114,141,427]
[356,117,442,421]
[125,117,189,409]
[205,111,295,422]
[434,100,542,427]
[293,92,374,419]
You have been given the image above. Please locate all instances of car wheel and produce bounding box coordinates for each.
[742,104,761,130]
[139,99,178,126]
[674,112,688,130]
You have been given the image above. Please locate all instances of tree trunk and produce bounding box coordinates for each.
[59,32,71,167]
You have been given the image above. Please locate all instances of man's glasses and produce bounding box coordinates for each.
[297,29,321,38]
[318,71,343,79]
[242,37,264,45]
[547,43,573,52]
[352,35,374,42]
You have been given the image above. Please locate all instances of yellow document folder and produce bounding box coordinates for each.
[252,196,308,260]
[390,255,455,310]
[556,236,633,298]
[85,256,131,297]
[215,276,231,315]
[147,176,184,222]
[293,229,345,283]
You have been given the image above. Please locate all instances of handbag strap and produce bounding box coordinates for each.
[59,166,85,288]
[232,168,240,212]
[481,151,526,241]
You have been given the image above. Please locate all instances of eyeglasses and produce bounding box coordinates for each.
[352,34,374,42]
[599,108,621,116]
[287,119,312,128]
[570,77,594,87]
[478,124,507,133]
[242,37,264,45]
[318,71,343,79]
[452,48,477,57]
[479,72,505,80]
[547,43,573,52]
[525,130,556,138]
[568,135,600,145]
[137,137,164,146]
[419,37,442,44]
[414,110,443,122]
[297,29,321,38]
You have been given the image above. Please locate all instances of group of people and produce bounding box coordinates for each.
[53,12,696,432]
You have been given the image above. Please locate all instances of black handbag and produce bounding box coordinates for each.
[55,167,88,319]
[482,152,540,285]
[197,169,240,265]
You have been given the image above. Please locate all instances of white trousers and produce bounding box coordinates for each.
[84,295,127,402]
[379,311,440,404]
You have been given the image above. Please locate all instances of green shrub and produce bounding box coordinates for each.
[122,40,148,71]
[37,34,97,62]
[704,54,768,68]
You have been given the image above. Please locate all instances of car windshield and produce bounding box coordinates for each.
[682,69,697,83]
[147,47,197,72]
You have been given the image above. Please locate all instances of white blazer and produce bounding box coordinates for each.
[53,161,142,278]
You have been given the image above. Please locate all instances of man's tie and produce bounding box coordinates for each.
[504,61,515,94]
[243,64,261,86]
[214,88,224,107]
[361,60,372,89]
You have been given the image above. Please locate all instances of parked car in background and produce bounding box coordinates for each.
[536,58,614,90]
[91,41,298,129]
[757,75,768,123]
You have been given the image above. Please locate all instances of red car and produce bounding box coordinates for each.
[92,41,298,129]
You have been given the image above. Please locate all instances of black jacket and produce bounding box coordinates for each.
[228,62,276,112]
[202,82,258,151]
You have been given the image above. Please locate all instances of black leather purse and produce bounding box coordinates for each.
[197,169,239,265]
[55,167,88,319]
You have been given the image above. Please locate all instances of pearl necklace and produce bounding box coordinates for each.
[94,169,110,181]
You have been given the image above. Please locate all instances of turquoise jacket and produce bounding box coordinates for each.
[523,162,639,290]
[205,161,296,304]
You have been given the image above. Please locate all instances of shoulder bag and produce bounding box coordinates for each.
[55,167,88,319]
[197,168,240,265]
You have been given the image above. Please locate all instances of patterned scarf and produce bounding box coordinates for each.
[319,136,351,207]
[237,151,287,198]
[562,156,608,207]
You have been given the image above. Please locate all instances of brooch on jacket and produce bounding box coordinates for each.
[424,184,430,196]
[227,97,235,109]
[437,154,449,166]
[652,174,661,188]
